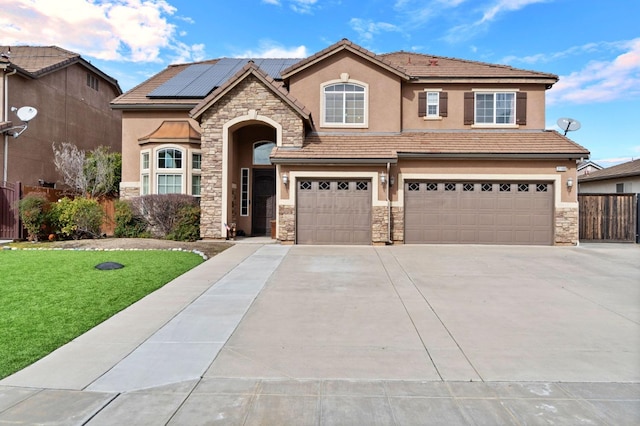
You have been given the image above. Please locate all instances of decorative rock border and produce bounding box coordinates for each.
[1,245,209,261]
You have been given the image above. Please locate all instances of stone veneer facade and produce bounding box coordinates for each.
[554,207,579,245]
[198,75,305,239]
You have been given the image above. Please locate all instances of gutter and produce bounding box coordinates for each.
[3,67,17,182]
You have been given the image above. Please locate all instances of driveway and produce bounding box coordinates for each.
[208,244,640,383]
[1,243,638,424]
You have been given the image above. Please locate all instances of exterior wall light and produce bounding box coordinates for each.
[282,173,289,186]
[566,178,573,188]
[380,172,386,184]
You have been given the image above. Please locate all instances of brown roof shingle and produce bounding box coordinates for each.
[271,130,589,163]
[578,158,640,182]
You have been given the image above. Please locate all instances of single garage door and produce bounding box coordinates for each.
[297,180,371,245]
[405,181,553,245]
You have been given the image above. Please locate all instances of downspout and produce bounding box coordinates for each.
[385,161,393,245]
[3,68,17,182]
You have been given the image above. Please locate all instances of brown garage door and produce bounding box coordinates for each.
[297,180,371,245]
[405,182,553,245]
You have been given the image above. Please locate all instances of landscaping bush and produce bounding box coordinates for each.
[114,199,149,238]
[166,204,201,242]
[16,193,49,241]
[131,194,199,239]
[50,197,104,239]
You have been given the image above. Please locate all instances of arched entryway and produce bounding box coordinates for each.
[224,120,278,237]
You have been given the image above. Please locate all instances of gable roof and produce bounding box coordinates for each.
[380,51,558,82]
[190,61,311,122]
[280,38,410,80]
[270,130,590,164]
[1,45,121,93]
[579,159,640,182]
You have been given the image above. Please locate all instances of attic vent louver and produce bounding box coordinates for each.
[429,58,438,66]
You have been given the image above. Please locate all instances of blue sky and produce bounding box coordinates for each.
[2,0,639,166]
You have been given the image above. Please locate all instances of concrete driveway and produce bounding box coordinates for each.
[208,244,640,383]
[1,243,638,424]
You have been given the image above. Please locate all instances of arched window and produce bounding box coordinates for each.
[253,141,276,165]
[322,82,367,126]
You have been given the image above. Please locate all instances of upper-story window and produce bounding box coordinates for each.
[426,92,439,117]
[465,91,526,126]
[87,73,99,91]
[418,89,447,119]
[322,81,367,127]
[476,92,515,124]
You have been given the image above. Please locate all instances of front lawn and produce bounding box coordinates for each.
[0,249,204,379]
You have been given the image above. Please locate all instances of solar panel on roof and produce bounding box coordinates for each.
[147,58,302,99]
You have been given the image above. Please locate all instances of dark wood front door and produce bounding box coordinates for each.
[252,169,275,235]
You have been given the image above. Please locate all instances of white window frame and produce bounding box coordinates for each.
[240,168,250,217]
[426,91,439,118]
[191,151,202,197]
[154,146,184,194]
[140,150,150,195]
[320,78,368,128]
[473,89,517,127]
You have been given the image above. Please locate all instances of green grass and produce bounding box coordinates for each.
[0,250,204,379]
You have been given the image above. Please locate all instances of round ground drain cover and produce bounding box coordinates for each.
[95,262,125,270]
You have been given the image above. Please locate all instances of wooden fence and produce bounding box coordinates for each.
[578,193,639,242]
[0,181,22,240]
[0,184,116,240]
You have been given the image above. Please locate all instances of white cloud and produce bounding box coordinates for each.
[443,0,551,43]
[262,0,281,5]
[0,0,203,63]
[501,41,622,65]
[235,41,308,58]
[350,18,403,42]
[548,38,640,105]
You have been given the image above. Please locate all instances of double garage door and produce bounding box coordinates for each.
[405,181,554,245]
[296,180,371,245]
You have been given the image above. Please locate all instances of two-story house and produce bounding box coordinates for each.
[1,46,122,187]
[113,39,589,245]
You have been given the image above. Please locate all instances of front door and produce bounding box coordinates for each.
[252,169,275,235]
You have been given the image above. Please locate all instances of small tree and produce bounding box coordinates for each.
[16,193,49,241]
[52,142,121,197]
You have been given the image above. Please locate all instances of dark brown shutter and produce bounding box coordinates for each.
[418,92,426,117]
[464,92,474,125]
[516,92,527,125]
[439,92,448,117]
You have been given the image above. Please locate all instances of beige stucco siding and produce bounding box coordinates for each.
[579,177,640,194]
[288,51,402,133]
[120,110,196,182]
[402,83,547,130]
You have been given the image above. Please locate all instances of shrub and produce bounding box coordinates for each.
[50,197,104,239]
[166,205,200,241]
[16,193,49,241]
[114,199,149,238]
[132,194,199,239]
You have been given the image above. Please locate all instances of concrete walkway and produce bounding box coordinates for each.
[0,243,638,424]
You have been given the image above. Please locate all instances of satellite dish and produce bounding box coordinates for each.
[557,117,581,136]
[16,106,38,122]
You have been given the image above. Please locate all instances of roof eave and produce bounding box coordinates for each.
[409,77,558,85]
[397,152,588,160]
[281,44,409,81]
[271,157,397,165]
[111,103,198,111]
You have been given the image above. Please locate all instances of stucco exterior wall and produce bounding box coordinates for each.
[288,51,402,133]
[401,83,547,131]
[1,63,121,186]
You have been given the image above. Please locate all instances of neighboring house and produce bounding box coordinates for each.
[577,160,603,177]
[579,159,640,194]
[113,39,589,246]
[0,46,122,187]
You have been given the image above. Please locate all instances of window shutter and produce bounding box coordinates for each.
[439,92,448,117]
[464,92,474,125]
[516,92,527,125]
[418,92,427,117]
